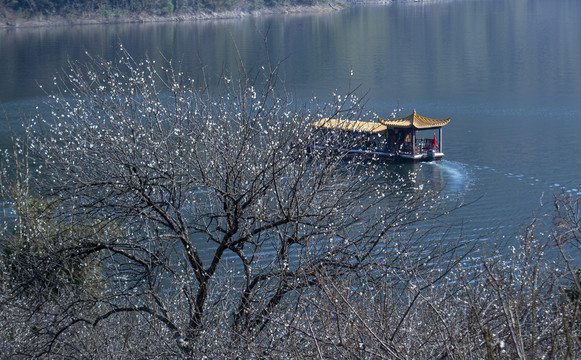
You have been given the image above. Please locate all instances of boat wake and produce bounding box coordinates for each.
[420,160,473,195]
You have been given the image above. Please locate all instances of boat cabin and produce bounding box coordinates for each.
[310,110,450,162]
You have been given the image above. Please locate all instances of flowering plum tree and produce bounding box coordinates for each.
[2,47,579,359]
[3,46,447,357]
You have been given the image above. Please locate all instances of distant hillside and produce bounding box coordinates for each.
[1,0,441,27]
[1,0,341,25]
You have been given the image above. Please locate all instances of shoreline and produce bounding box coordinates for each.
[0,0,449,30]
[0,3,351,29]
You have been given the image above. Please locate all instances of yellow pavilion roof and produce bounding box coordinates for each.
[378,110,450,129]
[309,118,387,133]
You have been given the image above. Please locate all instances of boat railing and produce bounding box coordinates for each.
[418,138,438,152]
[397,139,437,155]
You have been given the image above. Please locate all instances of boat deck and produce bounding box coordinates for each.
[312,145,444,162]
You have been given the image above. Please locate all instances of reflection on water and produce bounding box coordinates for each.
[389,160,471,197]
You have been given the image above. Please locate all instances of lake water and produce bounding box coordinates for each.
[1,0,580,249]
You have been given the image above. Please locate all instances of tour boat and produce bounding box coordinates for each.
[309,110,450,162]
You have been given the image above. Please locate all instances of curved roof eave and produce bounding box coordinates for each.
[378,109,451,129]
[309,118,387,133]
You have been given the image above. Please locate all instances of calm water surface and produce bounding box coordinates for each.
[1,0,580,249]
